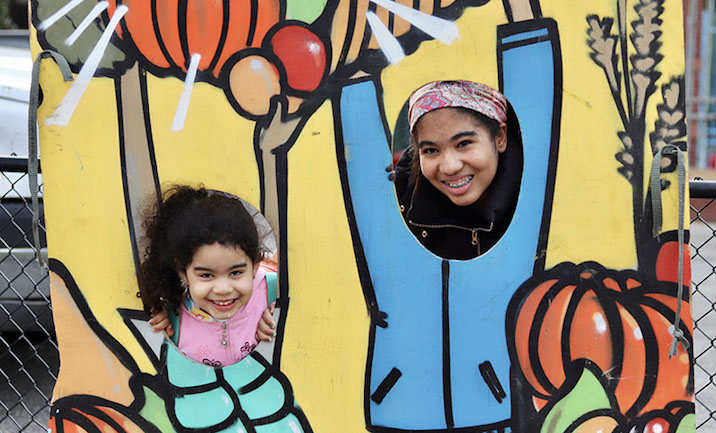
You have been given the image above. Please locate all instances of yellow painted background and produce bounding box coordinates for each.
[35,0,686,431]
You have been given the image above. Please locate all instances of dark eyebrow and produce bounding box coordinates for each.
[193,263,247,272]
[417,130,477,148]
[451,130,477,141]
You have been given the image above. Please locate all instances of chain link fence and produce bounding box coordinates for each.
[0,157,55,433]
[692,181,716,432]
[0,159,714,432]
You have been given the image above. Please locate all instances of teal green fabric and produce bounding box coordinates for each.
[164,341,305,432]
[266,271,278,306]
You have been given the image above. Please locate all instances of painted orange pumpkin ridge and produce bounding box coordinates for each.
[509,263,693,417]
[107,0,281,78]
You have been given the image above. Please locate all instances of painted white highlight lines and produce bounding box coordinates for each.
[171,53,201,132]
[38,0,87,31]
[65,1,109,46]
[46,5,128,127]
[366,11,405,64]
[288,420,301,433]
[369,0,459,45]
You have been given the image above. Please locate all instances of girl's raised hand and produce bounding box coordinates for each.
[256,302,277,342]
[149,309,175,337]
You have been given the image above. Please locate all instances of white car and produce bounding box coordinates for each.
[0,29,51,335]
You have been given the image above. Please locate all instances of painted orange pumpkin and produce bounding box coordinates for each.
[106,0,282,79]
[507,262,693,418]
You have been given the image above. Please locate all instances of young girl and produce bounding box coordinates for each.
[139,185,276,367]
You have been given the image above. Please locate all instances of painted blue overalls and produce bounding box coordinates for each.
[336,19,561,432]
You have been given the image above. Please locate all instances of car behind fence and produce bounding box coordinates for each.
[0,160,715,432]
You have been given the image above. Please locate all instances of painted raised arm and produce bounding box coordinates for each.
[502,0,541,22]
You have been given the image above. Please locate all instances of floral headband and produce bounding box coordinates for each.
[408,80,508,132]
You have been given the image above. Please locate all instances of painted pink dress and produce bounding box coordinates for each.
[176,267,267,367]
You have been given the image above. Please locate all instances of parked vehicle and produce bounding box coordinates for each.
[0,29,51,334]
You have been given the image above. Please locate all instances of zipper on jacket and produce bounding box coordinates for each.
[408,220,493,255]
[471,229,480,255]
[221,321,228,349]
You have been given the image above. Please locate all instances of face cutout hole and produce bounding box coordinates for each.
[144,189,277,367]
[392,88,523,261]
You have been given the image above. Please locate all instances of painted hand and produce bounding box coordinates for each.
[503,0,540,22]
[258,99,302,153]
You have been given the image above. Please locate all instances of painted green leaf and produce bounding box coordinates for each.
[674,413,695,433]
[139,385,174,433]
[540,367,612,433]
[285,0,328,24]
[35,0,130,75]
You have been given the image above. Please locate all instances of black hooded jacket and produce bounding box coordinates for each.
[393,105,524,260]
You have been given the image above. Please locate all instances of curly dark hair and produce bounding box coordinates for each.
[137,185,260,314]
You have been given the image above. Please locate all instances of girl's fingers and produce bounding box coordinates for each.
[268,301,276,315]
[150,310,169,324]
[263,307,276,328]
[151,316,170,331]
[257,316,276,342]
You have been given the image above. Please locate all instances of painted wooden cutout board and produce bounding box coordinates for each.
[29,0,694,432]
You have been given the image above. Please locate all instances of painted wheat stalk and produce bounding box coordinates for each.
[630,0,664,119]
[587,16,626,125]
[586,0,686,262]
[649,77,687,189]
[587,0,668,186]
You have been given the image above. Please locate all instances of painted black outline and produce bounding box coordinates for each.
[247,0,259,46]
[117,307,162,369]
[206,0,232,74]
[531,359,623,433]
[49,258,312,433]
[505,261,695,427]
[330,77,380,429]
[116,68,162,275]
[220,48,289,122]
[49,259,142,374]
[261,20,334,98]
[273,150,290,368]
[240,369,274,395]
[479,361,507,404]
[51,394,163,433]
[351,0,490,75]
[497,17,563,274]
[150,0,180,71]
[441,259,454,428]
[178,0,190,72]
[371,367,402,404]
[31,0,136,78]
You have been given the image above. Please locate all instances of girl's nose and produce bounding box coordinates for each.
[213,280,233,294]
[440,152,462,175]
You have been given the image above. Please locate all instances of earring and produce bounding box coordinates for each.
[180,280,189,291]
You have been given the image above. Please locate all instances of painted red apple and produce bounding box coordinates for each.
[643,417,669,433]
[267,23,327,93]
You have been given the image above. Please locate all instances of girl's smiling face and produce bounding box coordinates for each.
[415,107,507,207]
[179,242,256,320]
